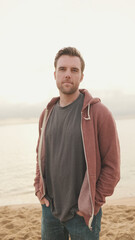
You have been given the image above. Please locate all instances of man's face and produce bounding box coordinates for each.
[54,55,84,95]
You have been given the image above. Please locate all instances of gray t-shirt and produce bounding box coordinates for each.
[45,93,86,222]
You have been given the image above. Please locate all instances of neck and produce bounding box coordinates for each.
[59,90,80,107]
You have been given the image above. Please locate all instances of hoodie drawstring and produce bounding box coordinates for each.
[82,104,91,120]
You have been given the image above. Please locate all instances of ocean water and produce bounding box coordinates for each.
[0,118,135,206]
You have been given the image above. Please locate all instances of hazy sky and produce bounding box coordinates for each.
[0,0,135,118]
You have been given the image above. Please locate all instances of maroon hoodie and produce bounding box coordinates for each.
[34,89,120,229]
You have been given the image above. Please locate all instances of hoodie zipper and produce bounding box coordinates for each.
[81,112,94,230]
[40,106,56,197]
[38,109,49,198]
[38,107,54,198]
[38,105,58,199]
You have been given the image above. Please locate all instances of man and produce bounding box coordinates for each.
[34,47,120,240]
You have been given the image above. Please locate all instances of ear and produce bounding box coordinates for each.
[54,71,56,80]
[80,73,84,82]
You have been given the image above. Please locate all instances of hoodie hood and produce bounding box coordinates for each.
[80,89,100,120]
[79,89,100,110]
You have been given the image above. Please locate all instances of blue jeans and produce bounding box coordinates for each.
[41,205,102,240]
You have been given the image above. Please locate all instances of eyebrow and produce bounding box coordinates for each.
[58,66,66,70]
[58,66,79,71]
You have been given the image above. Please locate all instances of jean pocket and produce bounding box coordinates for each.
[92,208,102,239]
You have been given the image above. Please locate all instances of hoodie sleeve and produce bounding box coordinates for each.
[95,106,120,215]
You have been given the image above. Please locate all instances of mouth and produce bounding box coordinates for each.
[62,81,73,85]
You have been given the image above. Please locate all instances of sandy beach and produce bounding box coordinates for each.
[0,198,135,240]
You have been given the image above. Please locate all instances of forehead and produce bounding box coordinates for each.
[56,55,81,69]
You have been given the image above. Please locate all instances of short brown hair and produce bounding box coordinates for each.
[54,47,85,73]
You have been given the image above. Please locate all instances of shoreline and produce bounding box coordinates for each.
[0,196,135,209]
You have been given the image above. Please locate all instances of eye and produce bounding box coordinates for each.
[59,67,66,71]
[72,68,79,72]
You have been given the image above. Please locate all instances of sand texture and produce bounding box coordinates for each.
[0,199,135,240]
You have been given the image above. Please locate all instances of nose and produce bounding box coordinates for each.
[65,70,71,79]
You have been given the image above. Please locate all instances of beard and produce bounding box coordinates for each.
[58,84,79,95]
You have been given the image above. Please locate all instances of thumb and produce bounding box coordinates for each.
[45,198,50,207]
